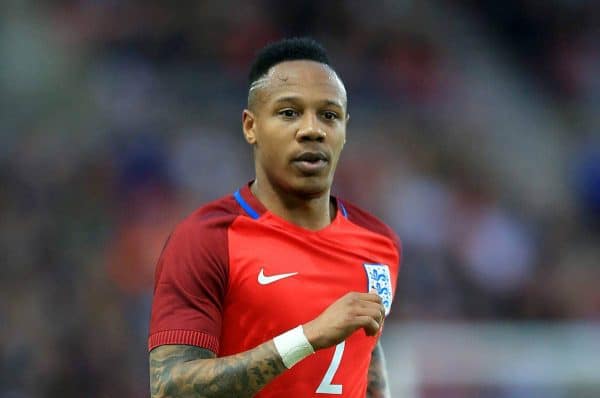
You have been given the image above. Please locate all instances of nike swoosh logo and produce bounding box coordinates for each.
[257,268,298,285]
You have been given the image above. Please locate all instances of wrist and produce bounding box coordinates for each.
[302,321,326,351]
[273,325,315,369]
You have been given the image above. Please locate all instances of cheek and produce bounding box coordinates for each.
[255,126,290,164]
[330,130,346,159]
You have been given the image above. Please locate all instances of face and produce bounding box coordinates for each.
[242,60,348,198]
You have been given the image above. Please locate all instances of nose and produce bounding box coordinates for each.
[296,114,326,142]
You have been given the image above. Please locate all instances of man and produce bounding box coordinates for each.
[148,37,401,397]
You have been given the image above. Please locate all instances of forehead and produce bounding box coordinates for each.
[253,60,347,107]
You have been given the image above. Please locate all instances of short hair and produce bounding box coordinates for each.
[248,37,331,88]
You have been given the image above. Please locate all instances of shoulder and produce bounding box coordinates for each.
[169,195,240,244]
[175,193,242,237]
[154,193,242,281]
[339,199,401,252]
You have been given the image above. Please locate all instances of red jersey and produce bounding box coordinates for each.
[149,184,401,397]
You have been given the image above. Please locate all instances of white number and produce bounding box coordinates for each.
[316,341,345,394]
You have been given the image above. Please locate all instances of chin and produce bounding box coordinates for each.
[289,175,331,198]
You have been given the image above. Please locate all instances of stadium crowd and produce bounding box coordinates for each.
[1,1,598,397]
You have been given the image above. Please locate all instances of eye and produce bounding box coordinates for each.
[279,109,299,118]
[322,111,339,121]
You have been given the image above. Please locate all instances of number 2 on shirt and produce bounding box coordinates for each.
[316,341,345,394]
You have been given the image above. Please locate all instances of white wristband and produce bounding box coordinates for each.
[273,325,315,369]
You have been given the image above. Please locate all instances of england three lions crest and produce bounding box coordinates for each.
[364,263,393,316]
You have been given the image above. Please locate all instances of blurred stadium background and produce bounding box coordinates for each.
[1,1,599,397]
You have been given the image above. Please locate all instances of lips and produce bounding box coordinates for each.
[292,151,329,174]
[294,151,329,163]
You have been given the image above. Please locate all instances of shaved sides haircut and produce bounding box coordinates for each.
[247,37,337,109]
[248,37,331,88]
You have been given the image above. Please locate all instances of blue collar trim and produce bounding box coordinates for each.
[234,189,260,220]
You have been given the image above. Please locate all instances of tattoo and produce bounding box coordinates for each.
[149,342,287,398]
[367,342,391,398]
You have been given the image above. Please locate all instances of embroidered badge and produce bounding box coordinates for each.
[364,263,393,316]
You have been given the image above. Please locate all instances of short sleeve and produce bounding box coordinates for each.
[148,211,234,353]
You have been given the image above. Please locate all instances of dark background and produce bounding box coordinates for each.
[1,1,598,397]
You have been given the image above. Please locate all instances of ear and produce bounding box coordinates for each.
[242,109,257,145]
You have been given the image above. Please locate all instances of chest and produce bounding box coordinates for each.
[223,218,396,330]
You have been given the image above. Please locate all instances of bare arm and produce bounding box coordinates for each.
[366,341,391,398]
[149,292,385,398]
[149,341,286,398]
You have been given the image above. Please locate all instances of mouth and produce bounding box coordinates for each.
[292,151,329,174]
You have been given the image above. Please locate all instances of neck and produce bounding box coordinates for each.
[250,178,334,231]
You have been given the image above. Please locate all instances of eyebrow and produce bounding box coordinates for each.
[273,96,344,109]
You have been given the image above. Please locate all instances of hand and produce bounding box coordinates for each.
[302,291,385,351]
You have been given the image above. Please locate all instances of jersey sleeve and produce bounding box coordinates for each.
[148,210,235,354]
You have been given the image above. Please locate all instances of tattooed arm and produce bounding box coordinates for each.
[366,341,391,398]
[149,292,387,398]
[149,341,286,398]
